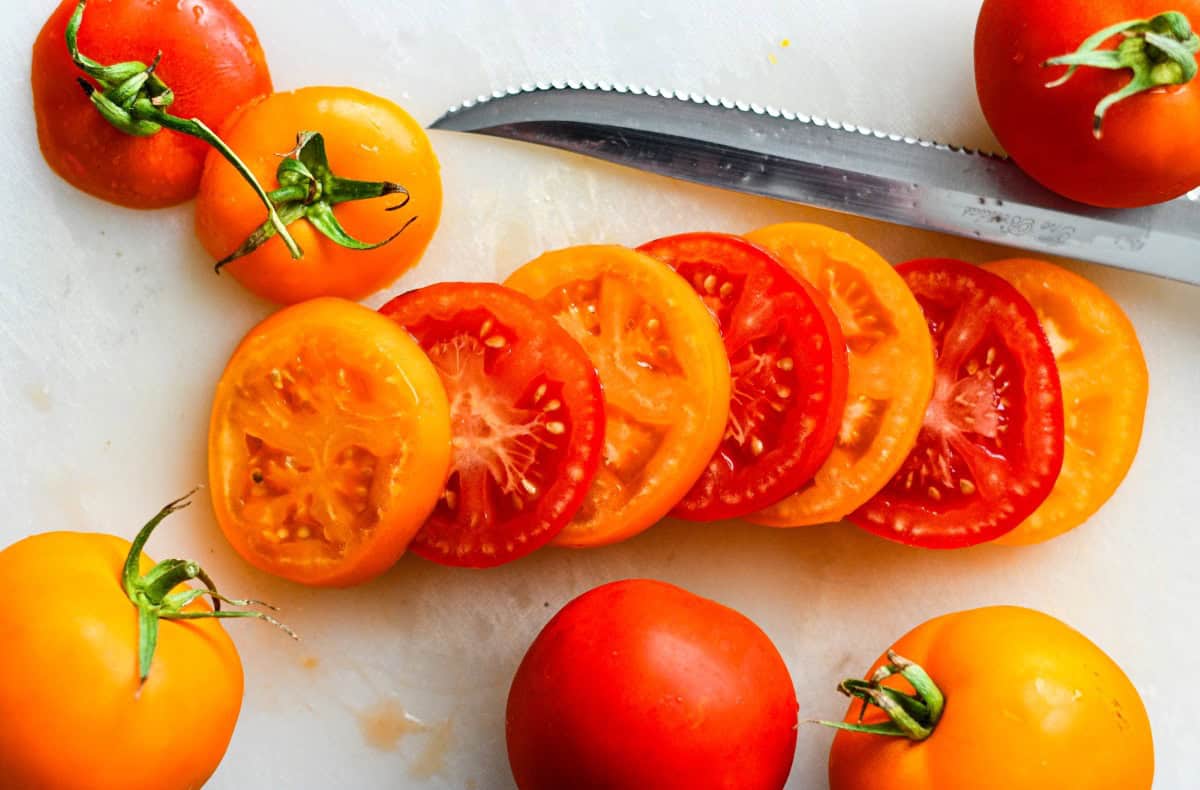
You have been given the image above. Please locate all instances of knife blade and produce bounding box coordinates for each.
[430,82,1200,286]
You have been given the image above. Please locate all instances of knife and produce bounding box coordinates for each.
[430,82,1200,286]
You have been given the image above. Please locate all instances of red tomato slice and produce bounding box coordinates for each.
[380,283,605,567]
[638,233,848,521]
[849,259,1064,548]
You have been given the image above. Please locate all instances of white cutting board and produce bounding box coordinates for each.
[1,1,1198,788]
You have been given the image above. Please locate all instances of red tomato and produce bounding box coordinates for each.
[380,283,605,567]
[638,233,847,521]
[975,0,1200,207]
[32,0,273,208]
[507,579,798,790]
[850,259,1064,548]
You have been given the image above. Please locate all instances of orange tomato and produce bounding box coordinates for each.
[32,0,273,208]
[984,259,1148,544]
[745,224,933,527]
[0,512,243,790]
[209,298,452,585]
[195,86,442,304]
[504,245,731,547]
[828,606,1153,790]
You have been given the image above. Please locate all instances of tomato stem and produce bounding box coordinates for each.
[213,131,416,271]
[64,0,303,261]
[816,651,945,740]
[121,491,298,686]
[1043,10,1199,139]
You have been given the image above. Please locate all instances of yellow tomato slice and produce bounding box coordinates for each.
[984,259,1148,545]
[209,298,452,585]
[745,224,934,526]
[505,245,731,547]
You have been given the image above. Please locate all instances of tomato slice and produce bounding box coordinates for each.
[984,259,1148,545]
[379,283,605,567]
[744,224,934,527]
[208,298,452,586]
[850,259,1065,548]
[504,245,731,547]
[637,232,847,521]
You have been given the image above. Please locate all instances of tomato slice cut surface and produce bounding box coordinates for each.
[208,298,452,586]
[380,283,605,567]
[505,245,731,547]
[637,232,847,521]
[744,224,934,527]
[850,259,1065,548]
[984,259,1148,545]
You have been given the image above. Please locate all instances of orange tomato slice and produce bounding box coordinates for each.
[208,298,452,585]
[984,259,1148,545]
[745,224,934,527]
[504,245,731,547]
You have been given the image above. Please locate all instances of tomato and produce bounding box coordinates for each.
[507,579,798,790]
[975,0,1200,207]
[379,283,605,567]
[984,259,1148,545]
[637,232,847,521]
[504,245,731,547]
[195,86,442,304]
[0,495,289,790]
[744,224,934,528]
[827,606,1154,790]
[850,259,1064,548]
[33,0,273,208]
[208,298,452,586]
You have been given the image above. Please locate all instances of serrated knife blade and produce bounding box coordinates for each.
[431,83,1200,286]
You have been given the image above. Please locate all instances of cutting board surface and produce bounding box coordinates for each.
[1,1,1198,789]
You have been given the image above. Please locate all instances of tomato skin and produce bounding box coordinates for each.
[829,607,1153,790]
[850,259,1065,548]
[507,580,797,790]
[32,0,273,209]
[637,232,848,521]
[975,0,1200,207]
[209,297,452,586]
[195,86,442,304]
[379,282,606,568]
[0,532,243,790]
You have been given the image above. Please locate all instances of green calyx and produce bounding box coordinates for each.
[122,491,297,686]
[817,651,945,740]
[1044,10,1200,138]
[213,131,416,271]
[65,0,302,260]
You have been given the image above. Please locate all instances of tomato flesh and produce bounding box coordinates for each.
[850,259,1064,548]
[504,245,731,547]
[381,283,605,567]
[209,298,452,586]
[638,233,847,521]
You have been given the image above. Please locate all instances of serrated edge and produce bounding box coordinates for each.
[439,81,1010,161]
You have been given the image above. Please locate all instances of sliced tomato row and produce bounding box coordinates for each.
[207,227,1147,583]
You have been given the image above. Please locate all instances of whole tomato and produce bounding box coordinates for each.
[0,494,290,790]
[826,606,1154,790]
[32,0,273,208]
[975,0,1200,207]
[506,579,798,790]
[195,86,443,304]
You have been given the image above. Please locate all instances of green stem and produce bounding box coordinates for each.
[65,0,302,260]
[214,131,416,271]
[121,491,297,685]
[816,651,946,740]
[1043,10,1200,138]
